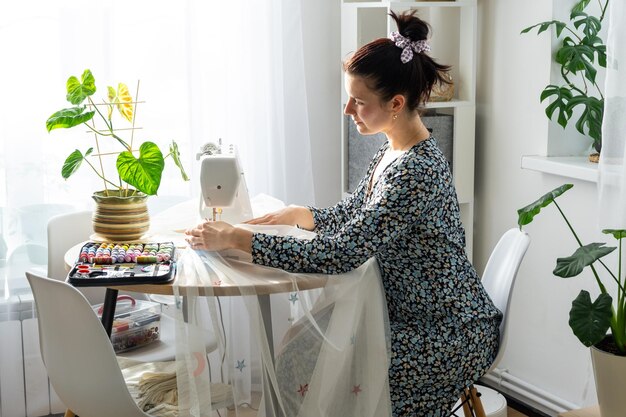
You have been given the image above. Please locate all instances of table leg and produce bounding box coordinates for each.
[259,295,275,359]
[101,288,119,336]
[259,294,283,417]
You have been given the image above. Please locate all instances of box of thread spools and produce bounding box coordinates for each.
[68,241,176,286]
[94,295,162,353]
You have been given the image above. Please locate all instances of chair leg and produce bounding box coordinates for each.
[461,388,473,417]
[454,385,486,417]
[469,385,487,417]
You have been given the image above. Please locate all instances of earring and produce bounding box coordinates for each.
[392,114,398,120]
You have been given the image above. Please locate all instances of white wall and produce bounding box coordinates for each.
[300,0,343,207]
[475,0,604,410]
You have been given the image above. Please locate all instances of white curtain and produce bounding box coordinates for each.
[598,1,626,227]
[0,0,314,295]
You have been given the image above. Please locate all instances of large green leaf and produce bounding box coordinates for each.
[517,184,573,228]
[540,85,573,128]
[46,107,95,132]
[556,37,598,82]
[567,95,603,143]
[61,148,93,179]
[572,12,601,40]
[116,141,164,195]
[66,69,96,105]
[169,141,189,181]
[520,20,567,37]
[554,242,616,278]
[569,290,612,347]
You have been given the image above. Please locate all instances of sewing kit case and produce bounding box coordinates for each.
[94,297,162,353]
[68,241,176,286]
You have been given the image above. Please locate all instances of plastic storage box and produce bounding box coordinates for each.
[94,296,161,353]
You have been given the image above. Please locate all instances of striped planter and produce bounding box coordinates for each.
[92,190,150,241]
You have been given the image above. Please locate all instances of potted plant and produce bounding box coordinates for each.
[521,0,608,161]
[518,184,625,416]
[46,69,188,240]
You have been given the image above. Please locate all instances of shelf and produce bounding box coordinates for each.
[521,155,598,183]
[423,99,473,109]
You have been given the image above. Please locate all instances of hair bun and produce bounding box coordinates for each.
[390,10,430,43]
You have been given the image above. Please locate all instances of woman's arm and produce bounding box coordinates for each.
[251,160,446,274]
[185,221,254,253]
[244,205,315,230]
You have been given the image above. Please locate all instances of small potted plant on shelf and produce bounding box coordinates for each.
[517,184,626,417]
[521,0,608,161]
[46,69,189,241]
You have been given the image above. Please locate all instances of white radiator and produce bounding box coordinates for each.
[0,293,65,417]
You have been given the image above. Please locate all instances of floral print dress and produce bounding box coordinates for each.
[251,137,502,416]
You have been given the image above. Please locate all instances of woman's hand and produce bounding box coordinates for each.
[185,221,253,253]
[244,205,315,230]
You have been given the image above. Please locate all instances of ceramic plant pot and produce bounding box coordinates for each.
[92,190,149,241]
[590,337,626,417]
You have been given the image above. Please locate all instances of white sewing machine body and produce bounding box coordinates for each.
[198,144,253,225]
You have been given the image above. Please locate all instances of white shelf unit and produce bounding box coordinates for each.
[340,0,477,258]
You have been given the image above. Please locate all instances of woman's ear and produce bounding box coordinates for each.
[388,94,406,114]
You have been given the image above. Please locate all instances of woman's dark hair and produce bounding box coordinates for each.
[343,10,451,111]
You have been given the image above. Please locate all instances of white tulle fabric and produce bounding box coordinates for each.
[149,198,392,417]
[598,1,626,228]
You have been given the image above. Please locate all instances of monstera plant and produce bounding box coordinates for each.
[46,69,188,196]
[522,0,608,154]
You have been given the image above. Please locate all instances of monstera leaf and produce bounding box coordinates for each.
[66,70,96,105]
[61,148,93,179]
[567,95,603,143]
[540,85,574,128]
[116,142,164,195]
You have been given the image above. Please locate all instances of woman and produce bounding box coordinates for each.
[186,11,501,416]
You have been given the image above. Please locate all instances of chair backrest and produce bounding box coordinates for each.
[47,210,92,281]
[481,228,530,369]
[46,210,107,304]
[5,243,47,297]
[26,271,149,417]
[18,203,76,246]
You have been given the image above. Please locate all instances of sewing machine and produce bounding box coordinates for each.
[197,142,253,224]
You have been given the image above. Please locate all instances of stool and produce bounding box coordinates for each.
[450,385,507,417]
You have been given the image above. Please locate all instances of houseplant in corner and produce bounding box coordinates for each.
[521,0,608,161]
[46,69,188,240]
[518,184,625,416]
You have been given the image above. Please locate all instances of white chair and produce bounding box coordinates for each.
[451,228,530,417]
[46,210,217,362]
[26,271,168,417]
[4,243,47,297]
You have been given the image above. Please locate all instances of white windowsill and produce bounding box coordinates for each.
[521,155,598,183]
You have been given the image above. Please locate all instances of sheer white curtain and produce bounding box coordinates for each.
[598,1,626,227]
[0,0,314,295]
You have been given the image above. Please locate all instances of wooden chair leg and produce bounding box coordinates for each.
[64,410,76,417]
[469,386,487,417]
[461,388,473,417]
